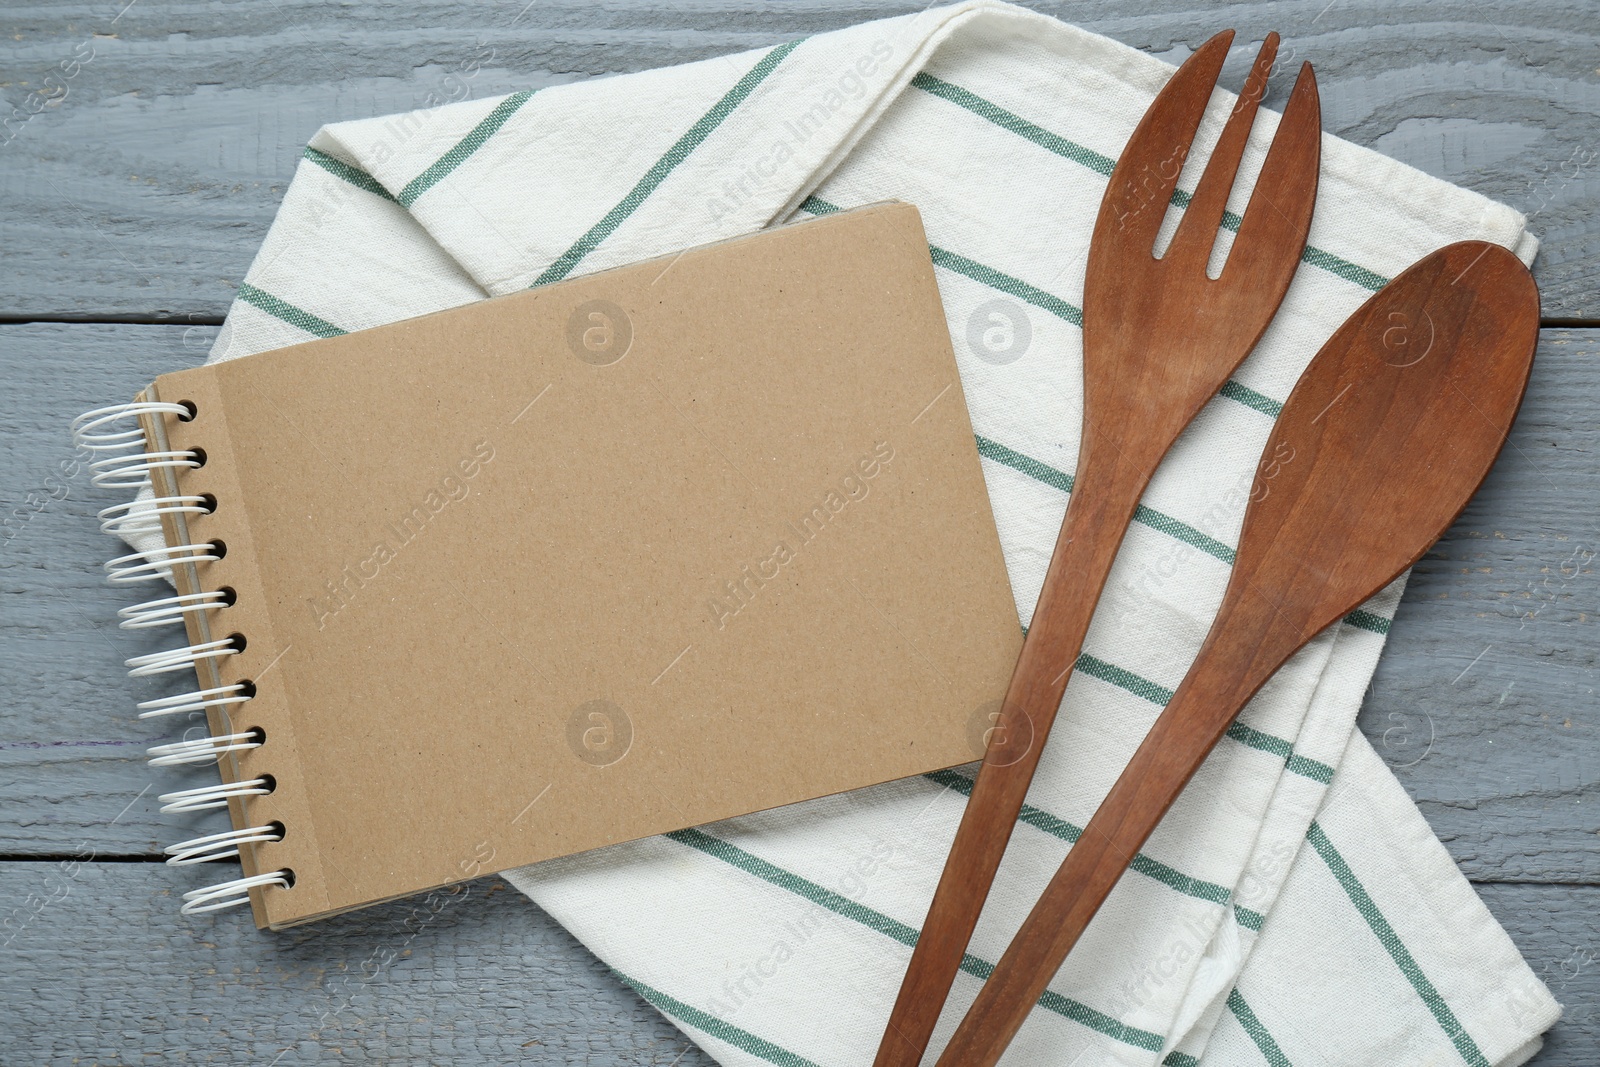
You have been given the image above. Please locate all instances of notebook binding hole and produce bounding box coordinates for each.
[74,398,290,917]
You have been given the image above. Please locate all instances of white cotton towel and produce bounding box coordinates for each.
[202,4,1561,1064]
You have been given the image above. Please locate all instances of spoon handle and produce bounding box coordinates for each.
[933,589,1280,1067]
[874,462,1146,1067]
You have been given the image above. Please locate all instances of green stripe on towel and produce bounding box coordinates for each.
[303,147,398,202]
[1343,608,1392,635]
[1307,822,1491,1067]
[930,244,1084,327]
[665,826,1169,1053]
[399,89,540,206]
[801,194,1279,423]
[1227,988,1294,1067]
[924,768,1232,905]
[908,72,1390,293]
[972,434,1394,638]
[1219,379,1284,418]
[1078,651,1336,785]
[535,39,805,286]
[613,969,823,1067]
[236,283,347,338]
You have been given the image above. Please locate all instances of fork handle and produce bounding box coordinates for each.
[874,467,1147,1067]
[932,597,1275,1067]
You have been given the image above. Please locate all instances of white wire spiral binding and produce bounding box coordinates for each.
[180,871,293,915]
[164,824,283,866]
[105,542,222,584]
[90,449,203,490]
[98,494,211,538]
[135,683,253,721]
[71,401,192,455]
[148,729,263,767]
[118,589,232,629]
[158,777,273,814]
[83,398,290,917]
[125,635,240,678]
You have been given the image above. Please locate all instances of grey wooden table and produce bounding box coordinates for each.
[2,1,1596,1063]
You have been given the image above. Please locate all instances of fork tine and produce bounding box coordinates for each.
[1091,29,1234,254]
[1224,60,1321,285]
[1164,33,1278,265]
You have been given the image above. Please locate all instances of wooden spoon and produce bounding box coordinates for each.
[934,240,1541,1067]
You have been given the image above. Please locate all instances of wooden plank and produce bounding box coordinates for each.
[1,0,1595,321]
[0,861,1589,1065]
[1356,328,1600,882]
[1,323,209,857]
[1474,881,1600,1065]
[0,860,715,1065]
[4,323,1596,887]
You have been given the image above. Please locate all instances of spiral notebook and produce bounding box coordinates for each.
[77,203,1022,929]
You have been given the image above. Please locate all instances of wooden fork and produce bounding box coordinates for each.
[874,32,1322,1067]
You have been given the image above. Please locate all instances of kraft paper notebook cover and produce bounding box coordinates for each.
[81,203,1023,929]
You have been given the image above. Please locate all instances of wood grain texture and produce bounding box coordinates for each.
[0,0,1596,321]
[1476,882,1600,1067]
[0,861,716,1066]
[1,323,210,858]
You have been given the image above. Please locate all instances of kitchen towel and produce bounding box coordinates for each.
[196,3,1561,1064]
